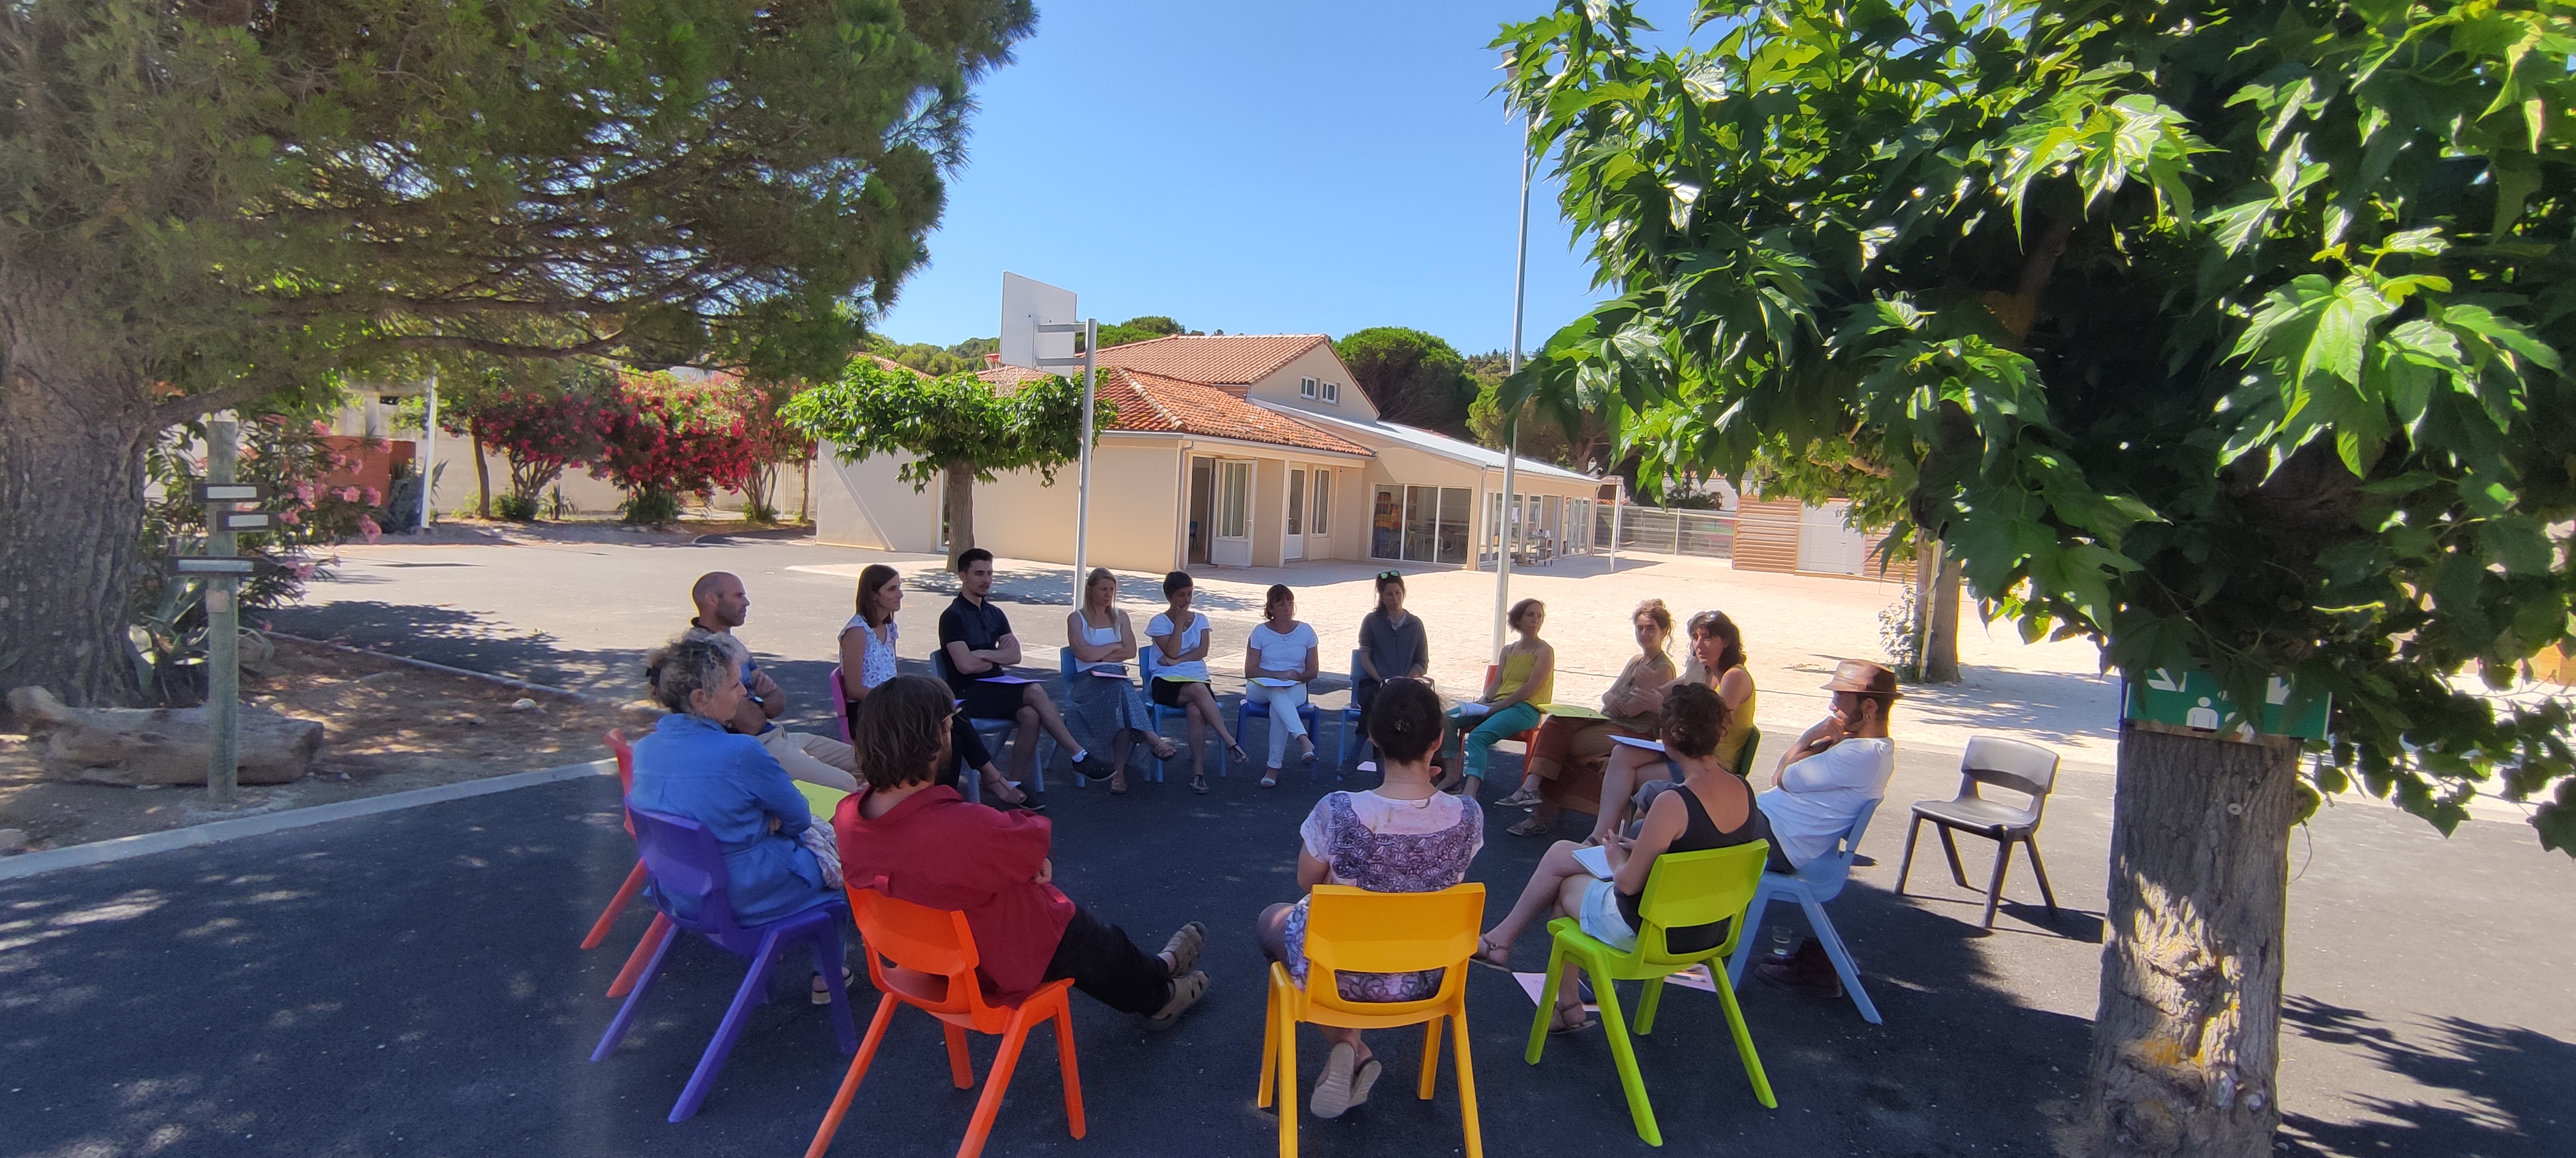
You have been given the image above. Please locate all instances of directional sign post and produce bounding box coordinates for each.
[202,417,242,803]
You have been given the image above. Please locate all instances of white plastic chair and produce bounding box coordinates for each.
[1724,797,1884,1024]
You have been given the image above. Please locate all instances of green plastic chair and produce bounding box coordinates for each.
[1524,840,1777,1146]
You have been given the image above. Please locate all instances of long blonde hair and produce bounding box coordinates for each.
[1084,567,1118,615]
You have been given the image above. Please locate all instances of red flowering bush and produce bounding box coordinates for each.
[462,389,605,517]
[593,372,768,523]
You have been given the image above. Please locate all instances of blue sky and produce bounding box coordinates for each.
[872,0,1608,356]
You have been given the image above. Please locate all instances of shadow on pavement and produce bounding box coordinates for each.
[272,601,651,700]
[2278,996,2572,1157]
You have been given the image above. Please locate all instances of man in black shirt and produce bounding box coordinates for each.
[940,548,1112,786]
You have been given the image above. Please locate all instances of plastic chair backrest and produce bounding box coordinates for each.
[1349,649,1365,687]
[1060,646,1077,682]
[1786,797,1880,903]
[1958,736,2061,826]
[826,667,852,744]
[1631,842,1770,965]
[629,807,759,951]
[847,885,988,1018]
[605,730,638,836]
[1301,883,1485,1013]
[1735,726,1761,777]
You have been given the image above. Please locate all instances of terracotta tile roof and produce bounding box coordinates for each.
[1093,334,1330,388]
[975,365,1369,457]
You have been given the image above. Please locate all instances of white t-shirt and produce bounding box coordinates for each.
[1756,737,1896,867]
[1145,611,1211,681]
[1248,621,1318,681]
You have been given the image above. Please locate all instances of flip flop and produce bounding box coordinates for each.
[1259,772,1279,788]
[1506,815,1553,837]
[1191,773,1210,794]
[1547,1004,1597,1036]
[809,966,853,1005]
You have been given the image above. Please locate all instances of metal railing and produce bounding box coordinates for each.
[1595,504,1735,558]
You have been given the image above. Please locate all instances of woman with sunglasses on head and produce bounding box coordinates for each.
[1352,570,1429,764]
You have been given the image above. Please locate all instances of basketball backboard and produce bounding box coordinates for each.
[998,273,1078,371]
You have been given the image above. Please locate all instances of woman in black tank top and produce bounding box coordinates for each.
[1473,683,1768,1034]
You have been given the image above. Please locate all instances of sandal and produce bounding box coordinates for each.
[1190,772,1210,794]
[1506,815,1554,838]
[810,966,853,1006]
[1468,935,1511,973]
[1310,1042,1382,1119]
[1547,1004,1597,1036]
[1226,742,1252,765]
[1109,768,1128,795]
[1495,786,1541,809]
[1260,770,1279,788]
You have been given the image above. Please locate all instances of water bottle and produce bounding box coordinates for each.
[1767,925,1797,960]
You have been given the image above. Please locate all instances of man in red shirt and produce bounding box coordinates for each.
[836,674,1211,1025]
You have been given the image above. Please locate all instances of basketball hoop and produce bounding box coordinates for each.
[1000,272,1098,600]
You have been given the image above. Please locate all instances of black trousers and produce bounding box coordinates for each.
[844,700,991,788]
[1352,676,1384,744]
[1042,903,1173,1015]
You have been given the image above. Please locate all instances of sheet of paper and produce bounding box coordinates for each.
[1543,703,1606,720]
[1088,666,1130,678]
[1610,735,1666,752]
[1571,844,1614,880]
[1252,677,1301,687]
[1513,972,1599,1012]
[1453,703,1492,719]
[977,674,1038,685]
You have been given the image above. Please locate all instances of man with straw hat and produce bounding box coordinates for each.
[1753,659,1901,996]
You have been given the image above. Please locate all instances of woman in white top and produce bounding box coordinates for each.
[836,564,1029,806]
[1256,678,1483,1118]
[1244,583,1322,786]
[1148,570,1249,794]
[1063,568,1181,794]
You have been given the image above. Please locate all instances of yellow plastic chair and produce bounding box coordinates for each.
[1526,842,1776,1146]
[1258,884,1486,1158]
[794,780,849,819]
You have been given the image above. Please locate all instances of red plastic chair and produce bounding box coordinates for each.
[806,883,1084,1158]
[578,728,674,998]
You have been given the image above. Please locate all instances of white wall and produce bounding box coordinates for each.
[815,444,942,551]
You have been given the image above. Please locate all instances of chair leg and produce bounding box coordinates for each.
[590,914,681,1061]
[1980,835,2012,930]
[1895,816,1925,897]
[957,1005,1038,1158]
[1276,990,1301,1158]
[1051,995,1085,1138]
[1636,977,1666,1036]
[806,995,901,1158]
[1711,960,1778,1109]
[1800,895,1882,1025]
[1525,940,1570,1065]
[1726,886,1775,990]
[943,1024,974,1088]
[1936,824,1971,888]
[2024,837,2061,916]
[1592,965,1661,1147]
[815,924,857,1053]
[1450,1005,1485,1158]
[1417,1015,1443,1100]
[1257,976,1281,1108]
[608,913,674,998]
[670,928,786,1121]
[582,859,650,949]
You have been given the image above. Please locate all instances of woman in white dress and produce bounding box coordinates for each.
[837,564,1028,806]
[1063,568,1180,794]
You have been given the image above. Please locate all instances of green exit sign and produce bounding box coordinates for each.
[2125,667,2331,741]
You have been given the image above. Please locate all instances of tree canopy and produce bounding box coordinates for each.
[0,0,1034,703]
[1336,326,1475,433]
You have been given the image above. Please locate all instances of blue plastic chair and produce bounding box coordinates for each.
[1331,649,1367,772]
[932,649,1052,794]
[839,663,988,804]
[1058,646,1163,783]
[1723,796,1885,1024]
[1235,678,1324,782]
[1139,639,1222,777]
[592,808,858,1122]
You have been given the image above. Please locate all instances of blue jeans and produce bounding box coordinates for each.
[1453,701,1544,779]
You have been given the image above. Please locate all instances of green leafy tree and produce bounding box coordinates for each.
[782,359,1115,553]
[1497,2,2576,1152]
[1338,327,1476,433]
[0,0,1033,705]
[1094,315,1195,348]
[872,335,1005,378]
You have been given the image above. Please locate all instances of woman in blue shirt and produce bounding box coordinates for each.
[629,637,840,929]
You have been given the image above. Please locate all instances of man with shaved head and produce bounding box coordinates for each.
[683,571,861,794]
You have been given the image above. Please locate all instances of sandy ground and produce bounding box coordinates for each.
[0,637,657,854]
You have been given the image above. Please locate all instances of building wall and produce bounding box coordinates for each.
[1733,498,1803,573]
[970,438,1185,573]
[1248,344,1380,422]
[815,445,941,552]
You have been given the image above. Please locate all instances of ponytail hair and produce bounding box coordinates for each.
[1366,678,1443,764]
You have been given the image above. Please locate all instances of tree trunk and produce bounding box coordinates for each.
[7,686,321,785]
[1925,555,1964,683]
[2076,723,2299,1157]
[0,321,153,707]
[471,428,492,518]
[943,460,975,555]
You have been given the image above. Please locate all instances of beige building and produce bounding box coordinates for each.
[816,334,1600,573]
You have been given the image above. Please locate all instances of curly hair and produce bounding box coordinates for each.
[1366,678,1445,764]
[852,674,953,791]
[644,637,737,716]
[1633,598,1672,645]
[1660,681,1731,761]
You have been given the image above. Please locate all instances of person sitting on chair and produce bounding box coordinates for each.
[631,637,843,998]
[1751,659,1899,998]
[1439,598,1554,801]
[1064,567,1181,794]
[1469,683,1770,1035]
[1256,678,1483,1119]
[1496,599,1677,833]
[1148,570,1249,792]
[1352,571,1430,753]
[836,562,1028,805]
[1244,583,1323,786]
[834,674,1212,1028]
[938,548,1113,789]
[684,571,861,794]
[1581,608,1758,845]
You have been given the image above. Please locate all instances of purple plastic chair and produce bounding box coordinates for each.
[591,807,857,1123]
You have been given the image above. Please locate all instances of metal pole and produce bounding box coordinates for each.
[1675,507,1684,555]
[418,370,438,532]
[1071,318,1098,603]
[1493,118,1533,660]
[206,415,241,804]
[1609,482,1623,573]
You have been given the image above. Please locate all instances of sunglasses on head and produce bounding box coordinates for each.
[1377,570,1402,581]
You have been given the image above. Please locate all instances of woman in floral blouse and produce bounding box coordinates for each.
[1255,678,1484,1120]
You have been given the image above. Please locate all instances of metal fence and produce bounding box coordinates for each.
[1595,504,1735,558]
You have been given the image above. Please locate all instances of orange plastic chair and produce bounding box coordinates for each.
[1259,883,1486,1158]
[806,884,1084,1158]
[578,728,674,998]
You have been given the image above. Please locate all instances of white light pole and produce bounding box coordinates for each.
[1492,119,1533,659]
[418,369,438,532]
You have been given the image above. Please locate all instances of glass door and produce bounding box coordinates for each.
[1284,468,1306,561]
[1213,460,1253,567]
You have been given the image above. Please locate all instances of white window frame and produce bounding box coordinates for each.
[1217,460,1252,540]
[1300,376,1317,398]
[1321,380,1340,403]
[1311,469,1331,536]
